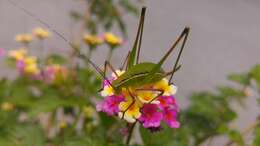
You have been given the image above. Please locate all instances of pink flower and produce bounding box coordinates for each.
[0,48,6,57]
[139,104,163,128]
[158,96,179,111]
[162,107,180,128]
[96,95,124,116]
[42,66,56,82]
[16,59,25,73]
[103,79,112,87]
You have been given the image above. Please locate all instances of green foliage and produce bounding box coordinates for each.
[140,125,189,146]
[251,65,260,89]
[70,0,141,36]
[253,125,260,146]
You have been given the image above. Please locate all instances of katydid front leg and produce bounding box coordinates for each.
[120,51,131,71]
[120,88,137,120]
[104,61,119,78]
[98,61,118,92]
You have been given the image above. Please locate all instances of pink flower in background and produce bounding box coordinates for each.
[16,59,25,73]
[139,104,163,128]
[96,95,124,116]
[0,48,6,57]
[42,65,56,82]
[162,107,180,128]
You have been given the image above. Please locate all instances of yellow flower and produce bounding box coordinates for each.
[24,64,40,74]
[23,56,39,74]
[59,120,67,129]
[154,78,177,96]
[83,34,103,47]
[136,90,160,104]
[118,96,142,123]
[112,70,125,79]
[24,56,37,65]
[8,48,27,60]
[15,34,33,44]
[1,102,15,111]
[83,106,95,118]
[104,32,123,46]
[33,27,51,39]
[101,85,114,97]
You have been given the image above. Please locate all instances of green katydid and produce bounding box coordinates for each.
[7,1,190,119]
[86,7,190,118]
[100,7,190,94]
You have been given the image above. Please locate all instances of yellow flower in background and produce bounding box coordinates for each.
[23,56,39,74]
[24,56,37,65]
[33,27,51,39]
[118,96,142,123]
[15,33,33,44]
[24,64,40,74]
[154,78,178,96]
[8,48,28,60]
[104,32,123,46]
[83,34,103,47]
[83,106,95,118]
[59,120,67,129]
[1,102,15,111]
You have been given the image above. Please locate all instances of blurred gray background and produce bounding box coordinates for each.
[0,0,260,145]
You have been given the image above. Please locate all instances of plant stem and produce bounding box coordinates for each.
[126,122,136,146]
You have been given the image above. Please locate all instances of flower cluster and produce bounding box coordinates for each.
[8,48,40,75]
[15,33,33,44]
[42,64,68,83]
[8,28,68,83]
[96,70,180,129]
[14,27,51,45]
[33,27,51,40]
[83,34,103,48]
[83,33,123,49]
[103,32,123,47]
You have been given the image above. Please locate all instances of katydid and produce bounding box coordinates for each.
[7,1,190,120]
[104,7,190,94]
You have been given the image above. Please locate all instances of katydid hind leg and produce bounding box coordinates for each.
[169,27,190,83]
[145,27,190,82]
[136,8,146,64]
[128,7,146,68]
[164,64,181,78]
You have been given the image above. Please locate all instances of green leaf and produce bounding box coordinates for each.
[253,125,260,146]
[8,124,46,146]
[228,73,250,85]
[46,54,66,65]
[251,65,260,89]
[228,130,245,146]
[140,125,188,146]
